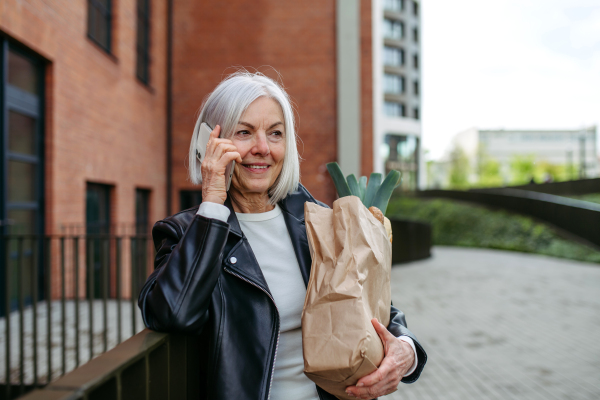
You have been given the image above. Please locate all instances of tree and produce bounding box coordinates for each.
[509,155,536,185]
[448,146,470,189]
[477,158,503,187]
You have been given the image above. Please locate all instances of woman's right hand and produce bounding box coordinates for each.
[201,125,243,205]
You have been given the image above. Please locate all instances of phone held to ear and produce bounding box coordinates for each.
[196,122,235,191]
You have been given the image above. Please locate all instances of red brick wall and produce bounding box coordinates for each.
[170,0,339,209]
[0,0,169,232]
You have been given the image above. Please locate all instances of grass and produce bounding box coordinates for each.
[387,196,600,264]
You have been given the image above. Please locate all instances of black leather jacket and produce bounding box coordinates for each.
[139,184,426,399]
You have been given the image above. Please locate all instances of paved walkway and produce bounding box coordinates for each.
[386,246,600,400]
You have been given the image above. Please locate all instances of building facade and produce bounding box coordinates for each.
[446,126,599,185]
[1,0,169,238]
[372,0,423,190]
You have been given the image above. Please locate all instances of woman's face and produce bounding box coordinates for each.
[230,96,286,198]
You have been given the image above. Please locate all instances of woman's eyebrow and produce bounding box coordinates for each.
[238,121,283,130]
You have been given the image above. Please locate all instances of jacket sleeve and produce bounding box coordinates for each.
[387,305,427,383]
[138,214,230,333]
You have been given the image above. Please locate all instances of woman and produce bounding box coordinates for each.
[138,71,426,400]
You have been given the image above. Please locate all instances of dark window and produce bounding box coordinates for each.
[413,27,419,43]
[1,42,45,315]
[86,183,111,298]
[136,0,151,84]
[413,1,419,16]
[413,80,419,95]
[180,190,203,211]
[135,189,150,234]
[87,0,112,52]
[133,188,150,295]
[414,107,420,120]
[86,183,111,235]
[413,54,419,68]
[384,101,406,117]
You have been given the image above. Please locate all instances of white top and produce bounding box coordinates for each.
[196,202,417,398]
[236,205,319,400]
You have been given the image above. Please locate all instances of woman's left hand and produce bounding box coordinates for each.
[345,318,415,399]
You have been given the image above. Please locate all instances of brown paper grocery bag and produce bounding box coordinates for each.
[302,196,392,400]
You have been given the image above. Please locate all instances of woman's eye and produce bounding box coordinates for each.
[271,130,283,137]
[236,130,250,136]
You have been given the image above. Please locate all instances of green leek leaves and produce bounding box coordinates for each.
[326,162,402,215]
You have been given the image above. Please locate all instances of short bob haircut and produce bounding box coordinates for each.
[188,70,300,205]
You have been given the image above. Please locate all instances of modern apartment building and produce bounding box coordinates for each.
[373,0,423,190]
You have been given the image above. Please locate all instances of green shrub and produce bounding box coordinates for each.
[387,196,600,264]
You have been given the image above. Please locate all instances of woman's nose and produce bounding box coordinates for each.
[252,132,270,156]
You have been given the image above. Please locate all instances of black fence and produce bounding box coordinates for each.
[18,330,200,400]
[1,234,154,400]
[417,189,600,248]
[390,218,432,264]
[473,177,600,196]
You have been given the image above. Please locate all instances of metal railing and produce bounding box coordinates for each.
[18,329,200,400]
[1,233,154,399]
[474,177,600,196]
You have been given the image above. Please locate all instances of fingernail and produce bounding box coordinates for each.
[357,382,364,387]
[346,391,354,397]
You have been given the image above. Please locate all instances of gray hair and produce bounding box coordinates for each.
[188,70,300,205]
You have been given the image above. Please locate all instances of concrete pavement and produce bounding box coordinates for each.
[386,246,600,400]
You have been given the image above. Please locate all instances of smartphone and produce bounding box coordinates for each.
[196,122,235,191]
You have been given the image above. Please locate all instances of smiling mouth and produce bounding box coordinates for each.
[242,164,271,172]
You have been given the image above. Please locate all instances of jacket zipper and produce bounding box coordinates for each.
[224,267,281,400]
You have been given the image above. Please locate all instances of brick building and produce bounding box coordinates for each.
[1,0,376,235]
[0,0,375,309]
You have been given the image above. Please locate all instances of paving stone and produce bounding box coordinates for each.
[384,246,600,400]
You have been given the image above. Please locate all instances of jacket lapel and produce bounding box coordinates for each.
[279,190,315,287]
[222,186,317,291]
[222,197,272,293]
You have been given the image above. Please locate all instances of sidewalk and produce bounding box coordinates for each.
[386,246,600,400]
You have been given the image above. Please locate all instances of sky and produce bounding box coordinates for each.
[421,0,600,160]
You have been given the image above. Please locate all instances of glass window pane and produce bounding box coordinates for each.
[8,160,36,202]
[96,9,108,49]
[7,209,36,234]
[135,189,150,233]
[8,50,38,94]
[384,46,403,66]
[384,0,403,12]
[8,111,36,155]
[383,19,403,40]
[97,0,109,11]
[137,16,145,45]
[384,73,404,94]
[384,101,405,117]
